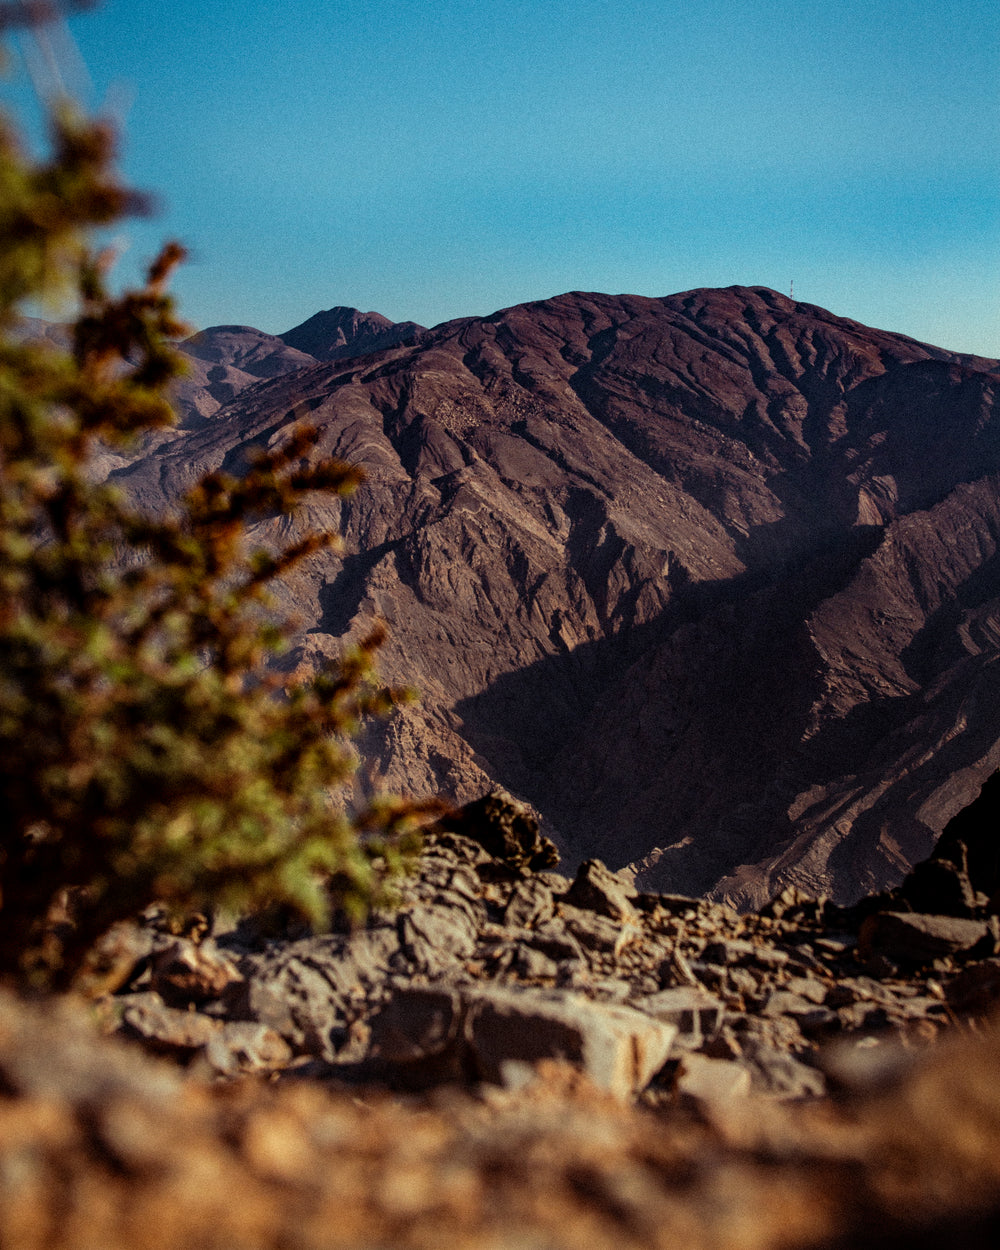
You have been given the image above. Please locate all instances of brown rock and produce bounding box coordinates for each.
[859,912,989,965]
[945,960,1000,1014]
[566,859,639,923]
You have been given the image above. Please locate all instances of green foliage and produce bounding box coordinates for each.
[0,93,422,986]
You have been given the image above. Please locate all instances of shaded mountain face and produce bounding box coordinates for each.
[107,286,1000,907]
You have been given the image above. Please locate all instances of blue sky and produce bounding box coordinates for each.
[4,0,999,354]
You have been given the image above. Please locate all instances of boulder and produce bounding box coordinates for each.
[119,993,221,1057]
[945,959,1000,1014]
[236,927,403,1057]
[859,912,989,965]
[899,854,983,918]
[631,987,725,1050]
[674,1053,752,1104]
[433,791,559,872]
[565,859,638,923]
[368,984,464,1065]
[462,986,676,1100]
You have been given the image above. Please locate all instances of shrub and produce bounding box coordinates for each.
[0,55,422,986]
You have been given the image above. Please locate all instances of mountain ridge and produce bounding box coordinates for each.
[80,287,1000,905]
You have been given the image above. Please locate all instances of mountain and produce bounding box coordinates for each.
[169,309,424,426]
[105,286,1000,907]
[181,324,317,378]
[277,306,426,362]
[169,325,318,426]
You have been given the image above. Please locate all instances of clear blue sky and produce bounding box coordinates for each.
[5,0,999,355]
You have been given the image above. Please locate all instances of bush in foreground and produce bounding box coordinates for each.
[0,60,423,986]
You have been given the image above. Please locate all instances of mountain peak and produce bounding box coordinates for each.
[279,306,426,362]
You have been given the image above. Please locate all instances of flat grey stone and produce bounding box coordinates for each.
[462,986,676,1099]
[762,990,826,1019]
[119,993,221,1054]
[631,986,724,1050]
[674,1053,752,1103]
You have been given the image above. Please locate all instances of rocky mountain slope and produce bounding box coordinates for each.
[105,286,1000,907]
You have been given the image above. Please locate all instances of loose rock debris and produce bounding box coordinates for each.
[3,791,1000,1248]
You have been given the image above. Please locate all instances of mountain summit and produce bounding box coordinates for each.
[115,286,1000,906]
[278,306,426,361]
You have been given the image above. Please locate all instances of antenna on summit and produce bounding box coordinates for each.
[790,279,794,300]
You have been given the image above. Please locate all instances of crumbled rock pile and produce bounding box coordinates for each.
[4,791,1000,1248]
[92,792,1000,1107]
[3,969,1000,1250]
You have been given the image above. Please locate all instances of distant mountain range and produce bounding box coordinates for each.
[165,308,426,428]
[53,287,1000,907]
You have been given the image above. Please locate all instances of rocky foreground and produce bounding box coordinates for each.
[3,792,1000,1248]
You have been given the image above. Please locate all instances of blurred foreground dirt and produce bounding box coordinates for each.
[2,988,1000,1250]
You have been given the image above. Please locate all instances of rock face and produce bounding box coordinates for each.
[102,286,1000,905]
